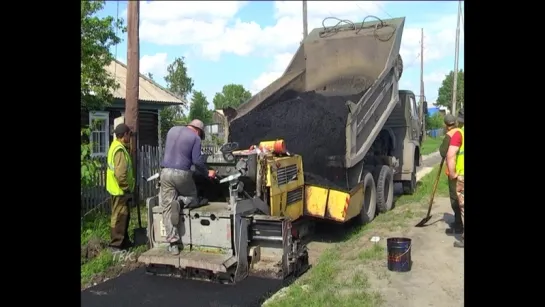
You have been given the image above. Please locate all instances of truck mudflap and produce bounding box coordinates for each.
[304,183,365,222]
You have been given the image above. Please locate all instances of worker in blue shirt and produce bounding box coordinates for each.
[160,119,213,255]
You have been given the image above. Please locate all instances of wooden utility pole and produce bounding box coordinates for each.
[419,28,426,140]
[125,1,140,204]
[451,0,461,115]
[302,1,308,39]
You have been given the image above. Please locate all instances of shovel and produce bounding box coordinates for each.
[415,157,445,227]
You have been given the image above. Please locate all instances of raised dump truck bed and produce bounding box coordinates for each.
[228,17,405,191]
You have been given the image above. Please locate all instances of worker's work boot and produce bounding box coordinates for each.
[186,197,208,209]
[445,227,464,235]
[445,221,464,235]
[168,244,180,255]
[453,240,464,248]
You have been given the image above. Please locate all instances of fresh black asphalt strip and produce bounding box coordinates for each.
[81,268,285,307]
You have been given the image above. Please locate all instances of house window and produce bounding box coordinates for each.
[89,111,110,157]
[205,124,219,135]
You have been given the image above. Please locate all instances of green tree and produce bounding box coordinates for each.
[426,112,444,130]
[212,84,252,110]
[435,70,464,112]
[81,128,102,188]
[189,91,212,124]
[160,57,194,141]
[164,57,194,100]
[146,72,154,80]
[81,0,125,111]
[81,0,124,188]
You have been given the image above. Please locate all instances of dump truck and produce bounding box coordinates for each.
[139,16,428,284]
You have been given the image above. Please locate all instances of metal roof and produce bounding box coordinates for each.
[105,60,186,105]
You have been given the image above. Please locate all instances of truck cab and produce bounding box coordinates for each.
[384,90,427,194]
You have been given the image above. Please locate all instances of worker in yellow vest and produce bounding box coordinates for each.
[449,109,464,248]
[440,114,463,236]
[106,123,135,252]
[440,110,464,248]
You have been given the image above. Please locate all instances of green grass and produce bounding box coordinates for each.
[395,164,449,207]
[265,164,449,307]
[81,204,149,286]
[421,137,443,156]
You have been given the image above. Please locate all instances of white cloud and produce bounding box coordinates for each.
[139,1,382,60]
[424,70,448,85]
[138,0,462,64]
[140,1,246,22]
[400,14,464,66]
[137,1,250,60]
[140,53,169,79]
[249,3,464,93]
[250,52,294,93]
[135,1,463,99]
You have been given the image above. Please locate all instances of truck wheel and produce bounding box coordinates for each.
[357,171,377,224]
[373,165,394,213]
[402,163,417,195]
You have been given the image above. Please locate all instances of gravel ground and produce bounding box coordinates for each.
[365,197,464,307]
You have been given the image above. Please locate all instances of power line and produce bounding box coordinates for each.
[355,3,369,16]
[405,53,421,69]
[371,1,393,18]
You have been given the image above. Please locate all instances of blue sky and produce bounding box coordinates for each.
[99,1,464,109]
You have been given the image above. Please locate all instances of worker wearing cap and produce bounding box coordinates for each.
[451,109,464,248]
[160,119,213,255]
[439,110,464,247]
[106,123,135,252]
[439,113,464,236]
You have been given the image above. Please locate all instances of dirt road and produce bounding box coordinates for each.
[364,197,464,307]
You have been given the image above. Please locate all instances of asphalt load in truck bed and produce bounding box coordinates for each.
[229,90,363,190]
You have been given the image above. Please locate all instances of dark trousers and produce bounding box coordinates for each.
[448,178,463,228]
[110,195,131,248]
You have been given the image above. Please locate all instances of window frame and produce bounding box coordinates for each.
[89,111,110,157]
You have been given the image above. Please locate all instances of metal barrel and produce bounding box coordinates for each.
[386,237,412,272]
